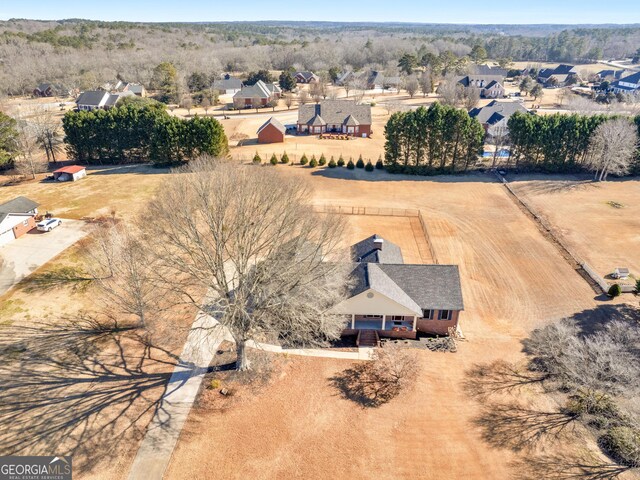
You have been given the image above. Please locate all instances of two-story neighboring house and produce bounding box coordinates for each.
[232,80,281,109]
[295,71,320,84]
[611,71,640,95]
[469,100,529,136]
[332,235,464,346]
[537,64,580,86]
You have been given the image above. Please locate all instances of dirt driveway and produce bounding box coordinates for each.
[0,219,89,294]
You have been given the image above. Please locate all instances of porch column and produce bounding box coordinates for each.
[381,315,386,331]
[412,315,417,331]
[351,314,355,329]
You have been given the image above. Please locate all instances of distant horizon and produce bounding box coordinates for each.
[2,0,640,25]
[3,18,640,27]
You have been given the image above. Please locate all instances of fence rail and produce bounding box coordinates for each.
[418,212,439,264]
[311,205,419,217]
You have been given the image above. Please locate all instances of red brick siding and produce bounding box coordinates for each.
[258,124,285,144]
[12,216,35,238]
[416,310,460,336]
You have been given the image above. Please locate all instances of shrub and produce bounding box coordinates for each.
[252,152,262,164]
[309,157,318,167]
[608,284,622,298]
[328,159,337,168]
[300,153,308,165]
[356,155,365,168]
[376,155,384,169]
[635,278,640,294]
[318,154,327,166]
[337,155,345,167]
[365,161,374,172]
[270,153,278,165]
[280,151,289,164]
[599,426,640,467]
[347,159,355,170]
[207,378,221,390]
[564,390,620,418]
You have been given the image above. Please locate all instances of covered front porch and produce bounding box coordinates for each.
[343,314,417,340]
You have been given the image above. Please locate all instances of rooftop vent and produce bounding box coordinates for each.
[373,238,384,250]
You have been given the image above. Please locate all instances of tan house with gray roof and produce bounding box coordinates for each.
[297,100,372,137]
[333,235,464,346]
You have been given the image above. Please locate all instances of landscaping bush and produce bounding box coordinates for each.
[375,155,384,169]
[300,153,308,165]
[599,426,640,467]
[253,152,262,164]
[270,153,278,165]
[309,157,318,167]
[356,155,365,168]
[347,159,355,170]
[365,161,374,172]
[564,390,620,419]
[280,151,289,164]
[635,278,640,294]
[608,284,622,298]
[337,155,345,167]
[318,154,327,166]
[328,159,337,168]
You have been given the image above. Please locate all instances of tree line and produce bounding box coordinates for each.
[384,103,484,174]
[507,112,640,175]
[62,102,228,165]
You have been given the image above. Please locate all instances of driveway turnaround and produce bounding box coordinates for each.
[0,219,89,295]
[128,312,233,480]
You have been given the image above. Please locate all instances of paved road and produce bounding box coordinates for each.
[0,219,89,295]
[127,312,233,480]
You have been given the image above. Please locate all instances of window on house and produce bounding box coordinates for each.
[422,309,433,320]
[438,310,452,321]
[390,315,403,321]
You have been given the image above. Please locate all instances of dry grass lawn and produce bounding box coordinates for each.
[509,175,640,281]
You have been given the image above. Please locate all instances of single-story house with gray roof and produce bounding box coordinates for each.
[297,100,372,137]
[332,234,464,344]
[0,196,39,246]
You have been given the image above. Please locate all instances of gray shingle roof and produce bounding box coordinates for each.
[76,90,109,106]
[469,100,528,125]
[619,71,640,84]
[216,77,243,91]
[0,196,39,223]
[350,234,403,264]
[298,100,371,126]
[257,117,286,134]
[377,264,464,311]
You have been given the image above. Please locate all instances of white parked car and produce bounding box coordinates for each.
[37,218,62,232]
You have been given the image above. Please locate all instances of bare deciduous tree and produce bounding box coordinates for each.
[283,93,294,110]
[142,158,351,370]
[418,69,432,97]
[586,118,638,181]
[404,76,419,98]
[32,109,63,164]
[84,222,161,328]
[14,121,46,179]
[487,126,510,168]
[437,73,463,107]
[298,90,310,105]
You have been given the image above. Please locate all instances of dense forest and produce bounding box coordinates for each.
[1,19,639,95]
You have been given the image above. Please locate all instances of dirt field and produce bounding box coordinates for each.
[165,166,638,480]
[509,175,640,281]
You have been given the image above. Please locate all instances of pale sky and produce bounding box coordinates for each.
[1,0,640,24]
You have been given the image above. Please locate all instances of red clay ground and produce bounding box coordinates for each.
[165,166,638,480]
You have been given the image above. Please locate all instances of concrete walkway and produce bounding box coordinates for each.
[127,312,232,480]
[245,339,374,360]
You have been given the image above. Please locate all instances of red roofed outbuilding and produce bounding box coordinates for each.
[53,165,87,182]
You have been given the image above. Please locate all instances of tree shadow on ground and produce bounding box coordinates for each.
[16,266,93,293]
[508,177,599,196]
[329,350,416,408]
[510,454,633,480]
[0,316,186,475]
[463,359,548,400]
[473,402,577,452]
[563,304,640,336]
[310,168,498,184]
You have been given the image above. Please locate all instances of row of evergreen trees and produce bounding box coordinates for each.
[507,112,640,174]
[384,103,485,174]
[63,103,228,165]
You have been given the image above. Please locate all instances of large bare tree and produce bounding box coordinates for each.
[14,121,46,179]
[142,158,351,370]
[586,118,638,181]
